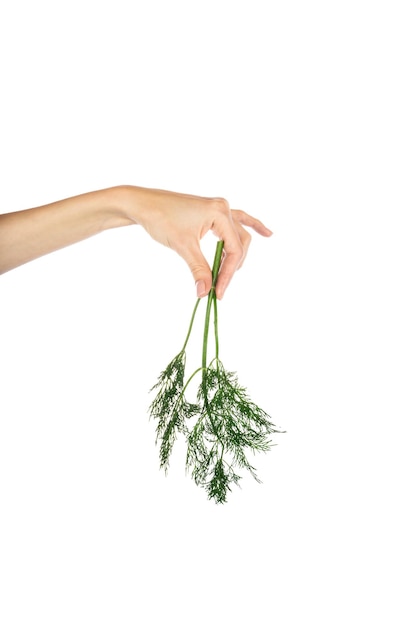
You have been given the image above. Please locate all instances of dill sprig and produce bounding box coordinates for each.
[149,241,284,503]
[149,351,198,472]
[189,361,278,503]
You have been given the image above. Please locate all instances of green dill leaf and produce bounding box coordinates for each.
[147,240,284,504]
[190,360,280,501]
[149,351,187,469]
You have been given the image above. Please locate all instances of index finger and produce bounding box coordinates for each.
[211,215,245,300]
[211,210,273,299]
[231,209,273,237]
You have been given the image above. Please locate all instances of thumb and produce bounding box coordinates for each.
[181,246,212,298]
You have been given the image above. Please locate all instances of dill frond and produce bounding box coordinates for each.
[148,240,284,503]
[186,361,278,503]
[149,351,189,472]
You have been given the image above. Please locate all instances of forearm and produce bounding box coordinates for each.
[0,186,132,274]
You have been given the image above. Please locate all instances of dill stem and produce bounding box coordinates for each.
[202,240,224,370]
[213,297,219,362]
[202,293,212,371]
[176,366,203,406]
[182,298,201,351]
[201,241,225,467]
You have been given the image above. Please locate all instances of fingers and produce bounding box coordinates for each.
[212,209,273,300]
[233,221,252,270]
[231,209,273,237]
[179,241,213,298]
[211,218,246,300]
[153,193,272,300]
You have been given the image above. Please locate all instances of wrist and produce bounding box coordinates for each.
[96,185,137,229]
[111,185,148,227]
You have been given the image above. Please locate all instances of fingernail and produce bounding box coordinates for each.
[196,280,206,298]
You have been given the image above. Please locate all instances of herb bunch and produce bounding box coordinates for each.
[149,241,282,503]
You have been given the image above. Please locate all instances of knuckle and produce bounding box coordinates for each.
[232,241,245,261]
[232,208,245,221]
[188,261,207,274]
[210,197,230,214]
[243,231,252,246]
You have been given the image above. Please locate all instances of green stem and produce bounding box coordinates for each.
[182,297,201,351]
[176,366,204,406]
[201,241,225,465]
[213,296,219,362]
[202,240,224,371]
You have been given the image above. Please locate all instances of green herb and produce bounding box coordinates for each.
[149,240,283,503]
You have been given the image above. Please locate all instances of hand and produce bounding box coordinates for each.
[121,186,273,299]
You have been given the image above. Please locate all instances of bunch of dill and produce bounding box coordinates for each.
[149,241,283,504]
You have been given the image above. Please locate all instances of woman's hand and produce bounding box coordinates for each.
[119,185,273,299]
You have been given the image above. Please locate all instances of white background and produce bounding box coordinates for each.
[1,1,417,624]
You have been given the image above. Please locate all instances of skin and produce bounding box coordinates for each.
[0,185,272,299]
